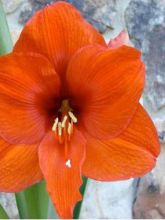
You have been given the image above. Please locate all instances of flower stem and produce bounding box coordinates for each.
[73,177,88,219]
[0,0,13,55]
[15,181,57,219]
[0,204,9,219]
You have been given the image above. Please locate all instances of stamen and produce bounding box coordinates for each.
[58,122,62,136]
[52,117,58,131]
[67,122,72,135]
[64,136,68,160]
[65,159,71,168]
[61,115,68,128]
[52,102,78,148]
[68,111,77,123]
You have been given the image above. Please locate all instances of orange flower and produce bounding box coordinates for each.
[0,2,160,218]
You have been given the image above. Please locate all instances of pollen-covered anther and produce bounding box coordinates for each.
[58,122,62,136]
[52,111,77,145]
[68,111,78,123]
[52,117,58,131]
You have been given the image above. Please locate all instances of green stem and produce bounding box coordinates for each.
[0,0,13,55]
[15,181,58,219]
[16,182,48,219]
[0,204,9,219]
[73,177,88,219]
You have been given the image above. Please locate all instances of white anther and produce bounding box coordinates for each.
[58,122,62,136]
[67,122,72,135]
[65,159,71,168]
[52,117,59,131]
[68,111,77,123]
[61,115,68,128]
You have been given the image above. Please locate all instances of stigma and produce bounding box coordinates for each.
[65,159,71,168]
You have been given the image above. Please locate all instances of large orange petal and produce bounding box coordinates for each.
[0,53,60,144]
[82,104,160,181]
[39,129,86,218]
[119,104,160,157]
[66,45,145,139]
[0,138,42,192]
[14,1,106,79]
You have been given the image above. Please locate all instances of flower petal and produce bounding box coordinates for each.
[0,138,42,192]
[66,45,145,139]
[39,129,86,218]
[14,1,106,79]
[0,53,60,144]
[82,104,160,181]
[119,104,160,157]
[108,30,130,48]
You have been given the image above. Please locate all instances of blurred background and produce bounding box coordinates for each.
[0,0,165,218]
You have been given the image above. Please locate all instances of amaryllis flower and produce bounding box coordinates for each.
[0,1,160,218]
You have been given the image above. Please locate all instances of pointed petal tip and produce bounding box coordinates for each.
[47,186,83,219]
[108,30,131,48]
[83,104,160,181]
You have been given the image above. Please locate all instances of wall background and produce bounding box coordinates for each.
[0,0,165,218]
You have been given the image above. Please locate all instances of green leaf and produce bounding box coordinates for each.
[73,177,88,219]
[15,181,58,219]
[0,0,13,55]
[0,204,9,219]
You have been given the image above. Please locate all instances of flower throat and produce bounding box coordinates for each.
[52,99,78,168]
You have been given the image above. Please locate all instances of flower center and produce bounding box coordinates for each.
[51,100,78,168]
